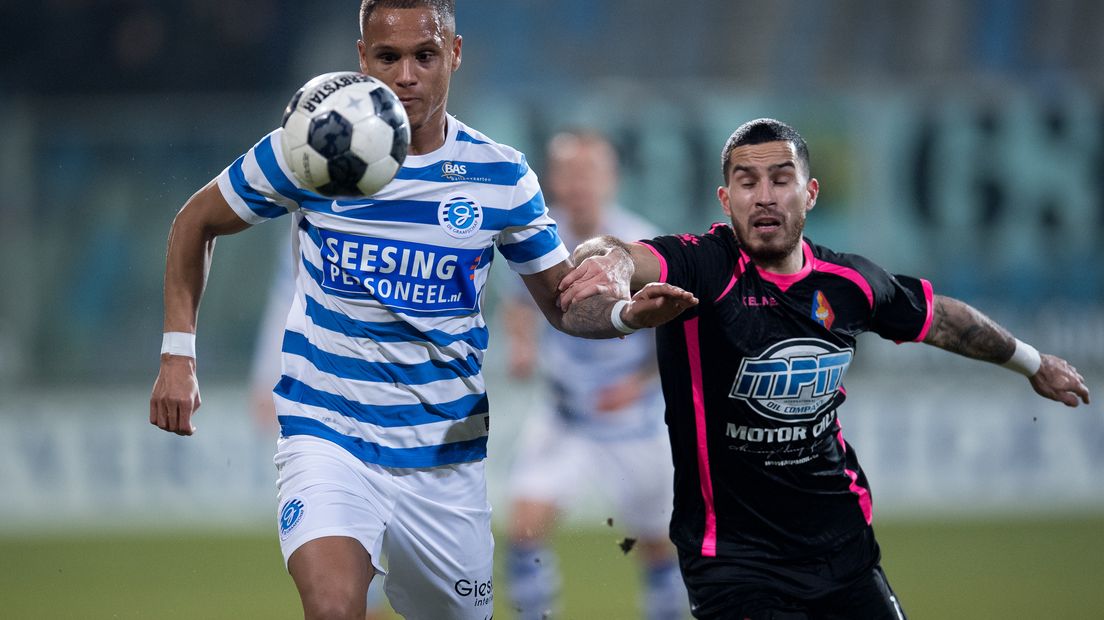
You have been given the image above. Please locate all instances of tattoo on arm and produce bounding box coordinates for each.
[923,295,1015,364]
[572,235,634,265]
[561,295,622,340]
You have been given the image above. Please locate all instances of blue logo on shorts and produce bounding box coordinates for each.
[279,497,306,540]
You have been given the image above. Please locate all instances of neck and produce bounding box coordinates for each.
[409,114,448,155]
[755,244,805,275]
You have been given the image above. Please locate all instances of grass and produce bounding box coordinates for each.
[2,516,1102,618]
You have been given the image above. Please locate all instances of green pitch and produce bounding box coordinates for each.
[2,515,1102,618]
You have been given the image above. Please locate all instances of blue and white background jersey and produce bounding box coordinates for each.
[511,206,665,440]
[218,115,568,468]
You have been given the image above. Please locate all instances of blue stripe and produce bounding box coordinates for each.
[275,376,488,427]
[507,191,548,227]
[227,156,288,220]
[320,199,442,224]
[456,130,489,145]
[498,226,563,264]
[278,415,488,467]
[283,330,481,384]
[254,135,321,206]
[394,161,526,186]
[299,257,484,317]
[304,294,489,349]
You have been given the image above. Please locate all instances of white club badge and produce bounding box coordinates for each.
[438,194,484,239]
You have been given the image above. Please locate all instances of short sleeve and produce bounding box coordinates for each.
[870,271,934,343]
[216,129,315,225]
[494,158,569,274]
[639,226,738,302]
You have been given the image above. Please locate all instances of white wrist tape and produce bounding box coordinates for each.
[610,299,637,335]
[161,332,196,358]
[1002,338,1041,377]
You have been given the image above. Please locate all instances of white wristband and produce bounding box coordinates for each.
[610,299,637,335]
[1002,338,1041,377]
[161,332,196,358]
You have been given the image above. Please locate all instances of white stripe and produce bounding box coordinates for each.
[507,244,570,275]
[273,393,489,450]
[282,348,484,407]
[241,144,299,212]
[216,170,266,225]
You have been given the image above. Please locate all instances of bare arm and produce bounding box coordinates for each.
[556,235,662,311]
[923,295,1090,407]
[520,258,697,340]
[149,179,251,436]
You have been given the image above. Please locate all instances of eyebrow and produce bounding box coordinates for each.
[730,161,796,175]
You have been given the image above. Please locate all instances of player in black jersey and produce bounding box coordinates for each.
[556,118,1090,619]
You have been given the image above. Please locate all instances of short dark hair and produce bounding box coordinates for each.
[720,118,810,183]
[359,0,456,36]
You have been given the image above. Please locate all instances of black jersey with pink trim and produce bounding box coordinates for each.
[640,224,933,560]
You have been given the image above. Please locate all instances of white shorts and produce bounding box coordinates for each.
[275,436,495,619]
[507,408,675,538]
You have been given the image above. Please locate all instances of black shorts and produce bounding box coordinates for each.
[677,527,906,620]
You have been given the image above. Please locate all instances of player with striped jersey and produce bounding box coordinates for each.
[148,1,695,619]
[558,118,1089,619]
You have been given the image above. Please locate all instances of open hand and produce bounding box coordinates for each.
[1029,353,1090,407]
[620,282,699,329]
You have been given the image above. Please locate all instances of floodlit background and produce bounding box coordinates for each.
[1,1,1102,618]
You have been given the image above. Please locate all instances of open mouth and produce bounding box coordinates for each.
[752,216,782,232]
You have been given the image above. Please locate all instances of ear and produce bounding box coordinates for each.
[357,39,369,73]
[451,34,463,72]
[805,177,819,212]
[717,185,732,218]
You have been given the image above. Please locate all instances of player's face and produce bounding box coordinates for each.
[358,8,462,154]
[547,140,618,235]
[718,141,818,272]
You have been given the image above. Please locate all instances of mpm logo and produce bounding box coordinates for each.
[729,338,853,422]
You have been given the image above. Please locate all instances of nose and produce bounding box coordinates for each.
[754,181,775,207]
[395,58,417,88]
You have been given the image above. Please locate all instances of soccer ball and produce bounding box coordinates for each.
[280,72,410,198]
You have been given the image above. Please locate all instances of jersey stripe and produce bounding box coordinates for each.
[304,295,488,349]
[275,376,488,427]
[684,316,718,557]
[282,330,480,384]
[278,415,488,468]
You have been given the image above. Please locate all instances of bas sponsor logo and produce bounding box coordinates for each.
[442,161,467,180]
[454,577,493,607]
[730,338,853,422]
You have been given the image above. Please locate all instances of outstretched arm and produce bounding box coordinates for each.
[149,180,251,436]
[923,295,1090,407]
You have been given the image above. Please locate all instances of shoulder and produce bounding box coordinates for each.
[450,117,528,167]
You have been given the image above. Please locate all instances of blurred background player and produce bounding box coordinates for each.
[502,131,689,620]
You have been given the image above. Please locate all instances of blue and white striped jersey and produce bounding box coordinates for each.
[218,115,568,468]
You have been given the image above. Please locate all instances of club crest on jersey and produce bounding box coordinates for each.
[438,194,483,239]
[812,290,835,329]
[279,497,306,540]
[729,338,853,422]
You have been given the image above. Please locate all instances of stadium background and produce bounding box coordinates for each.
[2,1,1102,617]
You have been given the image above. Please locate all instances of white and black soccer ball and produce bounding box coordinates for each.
[280,72,410,198]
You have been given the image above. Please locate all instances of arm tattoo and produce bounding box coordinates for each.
[924,295,1015,364]
[572,235,634,265]
[561,295,623,340]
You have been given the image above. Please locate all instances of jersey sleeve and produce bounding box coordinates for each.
[856,255,934,342]
[638,228,735,301]
[216,128,316,225]
[494,157,569,275]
